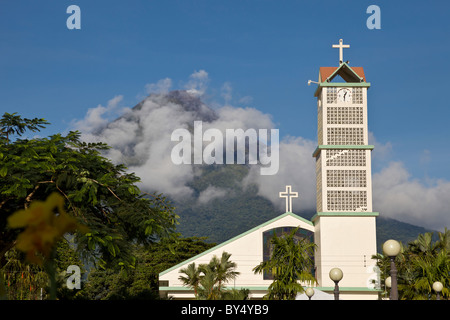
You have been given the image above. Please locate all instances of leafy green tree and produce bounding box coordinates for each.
[0,112,49,144]
[78,267,158,300]
[253,227,317,300]
[0,239,84,300]
[77,237,215,300]
[0,112,178,271]
[54,239,86,300]
[0,249,47,300]
[146,237,216,275]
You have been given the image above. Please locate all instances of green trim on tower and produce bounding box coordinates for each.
[311,212,379,222]
[320,82,371,87]
[314,82,371,97]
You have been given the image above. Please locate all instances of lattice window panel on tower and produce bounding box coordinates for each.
[318,101,323,145]
[316,154,322,177]
[327,190,368,211]
[326,149,366,166]
[316,189,322,212]
[352,88,363,104]
[326,169,367,188]
[327,128,364,145]
[326,87,337,104]
[316,155,322,212]
[327,106,363,125]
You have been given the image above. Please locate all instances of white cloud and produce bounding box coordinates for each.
[145,77,172,95]
[72,95,126,134]
[373,161,450,232]
[71,72,276,201]
[109,95,198,199]
[184,70,209,96]
[238,95,253,105]
[198,186,228,205]
[368,131,392,162]
[243,136,316,212]
[221,82,232,105]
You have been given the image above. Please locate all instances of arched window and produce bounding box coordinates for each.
[262,226,314,280]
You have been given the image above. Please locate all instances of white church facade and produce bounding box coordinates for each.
[159,39,380,300]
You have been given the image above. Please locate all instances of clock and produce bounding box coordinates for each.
[337,88,352,102]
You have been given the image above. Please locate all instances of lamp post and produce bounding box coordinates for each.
[329,268,343,300]
[305,288,314,300]
[383,239,401,300]
[432,281,443,300]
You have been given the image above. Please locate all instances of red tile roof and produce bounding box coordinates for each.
[319,66,366,82]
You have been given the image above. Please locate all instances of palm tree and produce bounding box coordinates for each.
[197,264,221,300]
[411,250,449,299]
[375,229,450,300]
[253,227,317,300]
[178,252,240,300]
[409,232,438,255]
[205,252,239,293]
[178,262,202,298]
[406,229,450,300]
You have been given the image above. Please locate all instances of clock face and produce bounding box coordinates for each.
[337,88,352,102]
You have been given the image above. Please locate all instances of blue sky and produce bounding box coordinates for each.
[1,1,450,229]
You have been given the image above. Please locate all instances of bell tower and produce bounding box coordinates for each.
[311,39,379,298]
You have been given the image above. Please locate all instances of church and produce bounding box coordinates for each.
[159,39,380,300]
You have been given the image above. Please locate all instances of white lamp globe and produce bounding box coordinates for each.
[432,281,443,293]
[385,276,391,288]
[383,239,401,257]
[329,268,343,282]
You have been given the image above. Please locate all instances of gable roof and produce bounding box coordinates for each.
[314,63,370,97]
[319,62,366,83]
[159,212,314,277]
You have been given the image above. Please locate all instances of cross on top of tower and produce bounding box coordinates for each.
[332,38,350,64]
[279,185,298,213]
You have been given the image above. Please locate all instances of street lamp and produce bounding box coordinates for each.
[305,288,314,300]
[383,239,401,300]
[433,281,443,300]
[329,268,343,300]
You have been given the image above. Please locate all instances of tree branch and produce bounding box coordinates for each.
[24,180,55,209]
[55,184,79,217]
[89,178,122,201]
[24,184,40,209]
